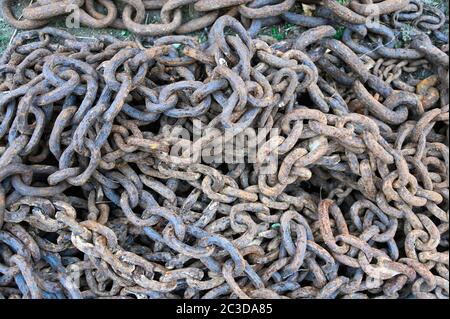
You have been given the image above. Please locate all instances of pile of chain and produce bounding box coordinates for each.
[2,0,447,38]
[0,2,449,300]
[1,0,300,36]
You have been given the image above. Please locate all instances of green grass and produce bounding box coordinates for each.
[197,31,208,44]
[334,26,345,40]
[337,0,350,5]
[400,24,415,43]
[394,39,404,49]
[270,23,295,41]
[0,20,15,55]
[423,0,449,16]
[423,0,444,8]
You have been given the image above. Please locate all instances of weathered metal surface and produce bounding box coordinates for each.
[0,1,448,300]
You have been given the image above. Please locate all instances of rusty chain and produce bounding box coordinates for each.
[1,0,447,38]
[0,1,449,299]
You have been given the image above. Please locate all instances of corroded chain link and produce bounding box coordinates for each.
[0,1,449,299]
[1,0,447,39]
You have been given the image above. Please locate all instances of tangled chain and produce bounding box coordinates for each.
[1,0,448,38]
[0,1,449,300]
